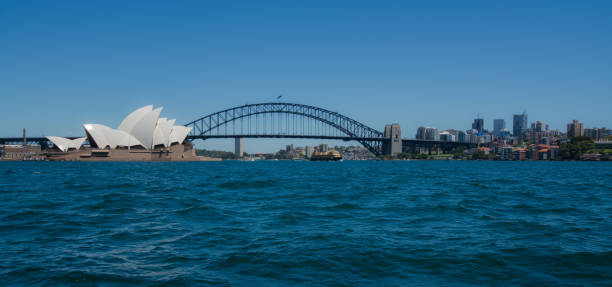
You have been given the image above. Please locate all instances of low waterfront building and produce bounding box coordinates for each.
[528,148,540,160]
[1,145,44,161]
[548,145,560,160]
[595,140,612,149]
[524,144,560,161]
[513,148,527,160]
[581,153,604,161]
[477,147,491,154]
[500,147,514,160]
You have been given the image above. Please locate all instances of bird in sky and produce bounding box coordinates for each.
[277,95,282,100]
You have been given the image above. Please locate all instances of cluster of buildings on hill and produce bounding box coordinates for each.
[416,113,611,160]
[238,144,374,160]
[418,114,610,144]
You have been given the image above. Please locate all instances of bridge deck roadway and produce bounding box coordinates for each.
[186,135,384,141]
[1,136,474,152]
[0,137,80,145]
[1,136,475,144]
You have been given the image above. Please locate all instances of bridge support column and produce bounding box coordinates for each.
[235,138,243,158]
[383,123,402,156]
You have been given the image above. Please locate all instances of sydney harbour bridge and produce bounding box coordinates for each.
[1,102,473,156]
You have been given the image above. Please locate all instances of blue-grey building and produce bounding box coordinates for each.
[472,118,484,132]
[493,119,505,134]
[513,113,528,137]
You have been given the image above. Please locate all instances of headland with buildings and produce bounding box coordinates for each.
[197,114,611,161]
[391,114,611,161]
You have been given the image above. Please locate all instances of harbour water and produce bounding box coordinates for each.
[1,161,611,286]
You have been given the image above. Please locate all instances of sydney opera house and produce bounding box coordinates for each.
[45,105,215,161]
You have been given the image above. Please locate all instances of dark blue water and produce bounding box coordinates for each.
[1,161,611,286]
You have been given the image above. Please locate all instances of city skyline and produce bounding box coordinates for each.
[1,1,611,153]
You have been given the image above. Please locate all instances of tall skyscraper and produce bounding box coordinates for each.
[493,119,505,133]
[472,118,484,132]
[567,120,584,138]
[513,113,528,137]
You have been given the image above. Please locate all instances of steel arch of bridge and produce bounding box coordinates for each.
[184,102,385,155]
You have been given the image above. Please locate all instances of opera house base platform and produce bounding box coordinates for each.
[45,143,221,162]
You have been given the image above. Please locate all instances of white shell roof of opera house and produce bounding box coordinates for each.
[47,105,192,151]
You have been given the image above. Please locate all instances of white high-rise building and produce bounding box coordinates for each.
[416,126,440,141]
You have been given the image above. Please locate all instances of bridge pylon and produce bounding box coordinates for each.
[383,123,402,156]
[235,137,243,158]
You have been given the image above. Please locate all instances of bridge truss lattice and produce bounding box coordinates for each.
[184,102,385,155]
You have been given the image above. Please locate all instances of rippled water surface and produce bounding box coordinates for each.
[1,161,611,286]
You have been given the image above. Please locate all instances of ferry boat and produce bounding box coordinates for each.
[310,150,342,161]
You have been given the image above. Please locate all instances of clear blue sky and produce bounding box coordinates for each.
[1,1,611,152]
